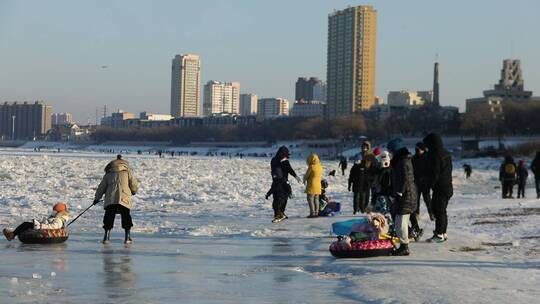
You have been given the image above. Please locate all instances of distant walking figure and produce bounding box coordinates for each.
[463,164,472,179]
[531,151,540,199]
[338,156,348,176]
[94,155,139,244]
[516,160,528,198]
[499,155,517,199]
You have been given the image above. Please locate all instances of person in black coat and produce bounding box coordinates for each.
[531,151,540,199]
[348,156,365,214]
[338,156,348,176]
[269,146,301,222]
[516,160,528,198]
[423,133,453,243]
[387,138,417,256]
[348,141,377,215]
[412,142,433,228]
[499,155,517,199]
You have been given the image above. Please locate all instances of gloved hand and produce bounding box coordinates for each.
[93,198,100,205]
[295,176,302,184]
[32,219,41,230]
[265,194,270,200]
[348,186,351,192]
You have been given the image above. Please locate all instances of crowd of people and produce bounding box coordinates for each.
[4,135,540,259]
[266,133,454,256]
[498,151,540,199]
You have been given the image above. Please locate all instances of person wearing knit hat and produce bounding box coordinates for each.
[386,138,403,154]
[3,202,70,241]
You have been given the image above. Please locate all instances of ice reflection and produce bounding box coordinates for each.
[102,250,136,301]
[271,237,293,283]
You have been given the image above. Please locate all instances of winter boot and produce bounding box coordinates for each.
[102,229,111,244]
[3,228,14,241]
[413,228,424,241]
[392,244,410,256]
[427,234,447,243]
[124,229,132,244]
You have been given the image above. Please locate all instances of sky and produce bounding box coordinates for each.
[0,0,539,123]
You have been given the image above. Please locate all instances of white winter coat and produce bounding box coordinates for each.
[32,211,69,230]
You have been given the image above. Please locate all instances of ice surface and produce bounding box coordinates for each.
[0,149,539,303]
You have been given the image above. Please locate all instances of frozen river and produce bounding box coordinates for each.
[0,149,539,303]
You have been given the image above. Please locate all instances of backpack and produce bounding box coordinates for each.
[504,163,516,175]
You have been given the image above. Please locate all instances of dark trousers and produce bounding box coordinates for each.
[13,222,34,236]
[341,168,346,176]
[535,179,540,198]
[432,191,450,235]
[517,182,526,198]
[410,186,432,230]
[103,205,133,230]
[272,196,288,217]
[502,181,514,198]
[353,191,369,213]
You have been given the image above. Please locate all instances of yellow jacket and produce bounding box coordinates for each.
[303,153,323,195]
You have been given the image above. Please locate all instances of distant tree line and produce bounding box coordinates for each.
[460,101,540,137]
[93,102,540,143]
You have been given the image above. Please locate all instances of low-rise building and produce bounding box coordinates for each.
[290,100,326,117]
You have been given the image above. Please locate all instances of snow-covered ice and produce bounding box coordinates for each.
[0,149,539,303]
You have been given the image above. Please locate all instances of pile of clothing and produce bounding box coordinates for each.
[330,213,397,254]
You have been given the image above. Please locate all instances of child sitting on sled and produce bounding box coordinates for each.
[3,202,69,241]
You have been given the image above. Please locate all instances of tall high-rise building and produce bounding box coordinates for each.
[327,5,377,116]
[295,77,323,101]
[0,101,52,139]
[240,93,258,116]
[203,81,241,116]
[170,54,201,117]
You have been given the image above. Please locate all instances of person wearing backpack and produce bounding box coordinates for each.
[499,155,517,199]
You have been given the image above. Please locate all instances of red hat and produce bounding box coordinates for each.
[373,147,382,156]
[53,202,67,213]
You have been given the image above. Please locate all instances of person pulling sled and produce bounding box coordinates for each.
[94,155,139,244]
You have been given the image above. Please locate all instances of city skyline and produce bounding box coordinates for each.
[1,0,539,122]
